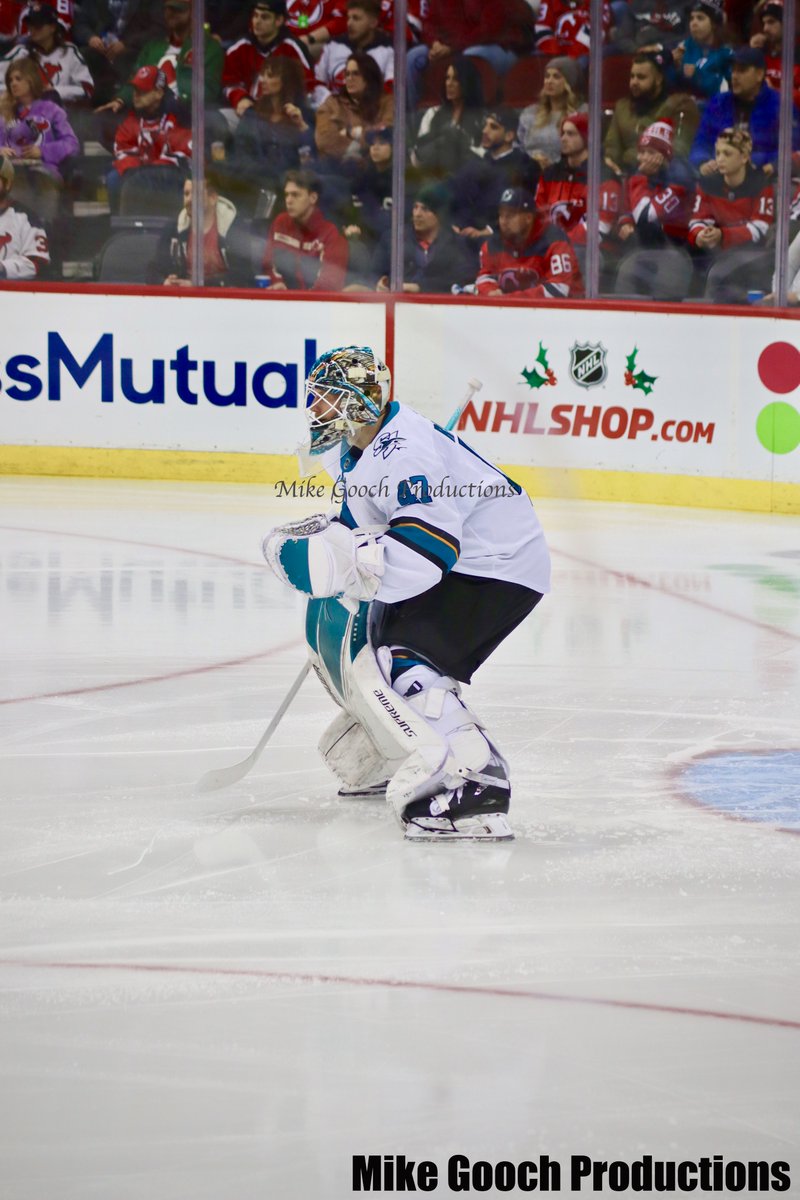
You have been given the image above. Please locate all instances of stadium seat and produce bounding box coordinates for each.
[118,167,187,219]
[502,56,548,108]
[96,227,163,283]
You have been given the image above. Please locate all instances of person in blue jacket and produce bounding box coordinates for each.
[690,45,798,175]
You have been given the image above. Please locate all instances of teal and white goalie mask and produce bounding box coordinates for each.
[298,345,391,473]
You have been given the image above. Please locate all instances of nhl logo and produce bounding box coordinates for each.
[569,342,608,389]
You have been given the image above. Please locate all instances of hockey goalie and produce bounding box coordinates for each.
[262,346,551,840]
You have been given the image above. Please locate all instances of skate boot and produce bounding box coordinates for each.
[401,755,513,841]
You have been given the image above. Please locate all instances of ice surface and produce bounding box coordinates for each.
[1,477,798,1199]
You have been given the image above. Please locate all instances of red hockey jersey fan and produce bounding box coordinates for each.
[476,187,583,298]
[688,167,774,248]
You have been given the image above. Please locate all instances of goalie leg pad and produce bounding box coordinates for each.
[318,710,392,793]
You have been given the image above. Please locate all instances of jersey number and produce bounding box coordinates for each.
[397,475,432,506]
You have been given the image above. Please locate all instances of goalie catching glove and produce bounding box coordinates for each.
[262,513,385,602]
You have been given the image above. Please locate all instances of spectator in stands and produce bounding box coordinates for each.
[749,1,800,109]
[314,0,392,103]
[149,175,249,286]
[615,119,695,300]
[672,0,733,99]
[0,153,49,277]
[405,0,536,112]
[0,55,79,180]
[260,167,347,288]
[107,64,190,209]
[340,122,392,284]
[410,54,483,176]
[535,0,611,60]
[72,0,165,103]
[314,50,392,170]
[518,55,586,169]
[451,105,541,246]
[604,49,699,173]
[536,113,621,277]
[222,0,313,122]
[611,0,693,53]
[2,4,94,105]
[764,182,800,305]
[475,185,583,298]
[374,180,473,293]
[688,126,774,303]
[99,0,223,117]
[690,45,797,174]
[287,0,346,54]
[228,55,314,203]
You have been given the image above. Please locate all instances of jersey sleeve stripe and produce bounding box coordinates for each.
[387,518,461,573]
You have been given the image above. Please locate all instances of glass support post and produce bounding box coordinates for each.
[389,0,408,293]
[190,0,207,288]
[584,0,604,300]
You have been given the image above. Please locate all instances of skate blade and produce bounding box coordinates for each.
[337,782,389,799]
[404,813,514,842]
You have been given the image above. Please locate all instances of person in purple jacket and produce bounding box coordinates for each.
[0,55,79,181]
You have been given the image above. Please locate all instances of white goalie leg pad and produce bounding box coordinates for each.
[318,709,393,791]
[346,645,454,794]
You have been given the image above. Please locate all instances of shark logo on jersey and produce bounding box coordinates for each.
[372,430,405,460]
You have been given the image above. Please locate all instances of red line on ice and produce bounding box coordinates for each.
[550,547,800,644]
[0,523,301,705]
[0,957,797,1031]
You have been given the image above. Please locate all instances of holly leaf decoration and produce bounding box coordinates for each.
[624,347,656,394]
[522,342,556,389]
[522,364,549,389]
[632,370,657,395]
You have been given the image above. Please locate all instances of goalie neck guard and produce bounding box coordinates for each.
[302,346,392,462]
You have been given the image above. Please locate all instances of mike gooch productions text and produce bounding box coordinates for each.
[275,479,519,501]
[351,1155,792,1193]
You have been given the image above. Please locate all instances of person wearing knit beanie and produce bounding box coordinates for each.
[676,0,732,96]
[638,119,674,160]
[615,117,695,301]
[562,111,589,147]
[518,57,587,169]
[546,56,582,94]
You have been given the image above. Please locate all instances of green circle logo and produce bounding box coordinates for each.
[756,401,800,455]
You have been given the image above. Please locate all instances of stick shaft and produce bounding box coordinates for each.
[197,660,311,792]
[445,379,482,432]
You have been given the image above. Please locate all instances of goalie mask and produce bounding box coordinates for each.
[302,346,391,462]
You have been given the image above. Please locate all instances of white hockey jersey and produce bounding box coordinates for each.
[0,202,50,278]
[325,402,551,604]
[313,37,393,104]
[2,40,92,102]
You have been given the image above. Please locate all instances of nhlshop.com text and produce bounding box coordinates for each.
[275,478,519,501]
[351,1154,791,1193]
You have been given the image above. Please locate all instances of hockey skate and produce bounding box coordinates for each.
[401,759,514,842]
[337,780,389,799]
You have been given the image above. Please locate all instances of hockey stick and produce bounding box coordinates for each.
[196,660,311,792]
[445,377,483,432]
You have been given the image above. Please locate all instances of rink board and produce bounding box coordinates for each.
[0,289,798,513]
